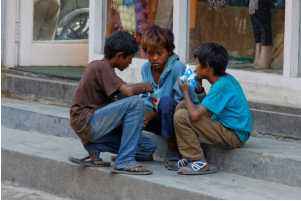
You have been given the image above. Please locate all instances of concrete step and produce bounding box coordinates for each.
[1,97,166,160]
[2,127,301,200]
[249,101,301,141]
[1,68,77,106]
[1,181,70,200]
[2,68,301,140]
[2,98,301,187]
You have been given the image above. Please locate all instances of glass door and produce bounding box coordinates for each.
[18,0,89,66]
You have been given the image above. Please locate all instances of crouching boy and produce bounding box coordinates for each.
[174,42,252,175]
[70,31,156,175]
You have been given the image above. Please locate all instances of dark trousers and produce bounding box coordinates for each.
[144,96,178,139]
[250,0,272,46]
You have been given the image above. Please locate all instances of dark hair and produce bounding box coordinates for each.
[104,31,138,59]
[141,24,175,53]
[194,42,228,76]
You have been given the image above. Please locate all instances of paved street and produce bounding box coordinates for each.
[1,181,69,200]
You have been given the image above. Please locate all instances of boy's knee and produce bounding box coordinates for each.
[174,108,189,124]
[127,96,144,110]
[175,101,186,111]
[158,96,177,113]
[159,96,173,106]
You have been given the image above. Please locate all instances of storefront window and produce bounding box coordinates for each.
[33,0,89,41]
[106,0,173,58]
[189,0,285,73]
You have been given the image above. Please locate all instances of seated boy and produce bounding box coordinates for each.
[174,42,252,175]
[69,30,156,175]
[139,24,204,167]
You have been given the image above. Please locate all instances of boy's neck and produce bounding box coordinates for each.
[104,57,116,68]
[205,66,226,85]
[154,67,164,74]
[207,74,224,85]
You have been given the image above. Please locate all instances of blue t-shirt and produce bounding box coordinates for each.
[201,73,252,144]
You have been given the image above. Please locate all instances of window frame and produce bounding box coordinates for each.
[89,0,301,89]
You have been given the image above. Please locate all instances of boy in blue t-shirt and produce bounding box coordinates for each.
[173,42,252,175]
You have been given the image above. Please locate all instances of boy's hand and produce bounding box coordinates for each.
[195,77,202,89]
[195,77,204,93]
[194,68,203,89]
[142,112,157,130]
[178,77,189,93]
[143,82,154,93]
[120,82,153,96]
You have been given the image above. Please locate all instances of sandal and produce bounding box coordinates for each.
[69,156,110,167]
[111,165,152,175]
[164,150,181,168]
[167,158,190,171]
[178,160,217,175]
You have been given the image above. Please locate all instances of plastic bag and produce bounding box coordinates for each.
[180,65,198,89]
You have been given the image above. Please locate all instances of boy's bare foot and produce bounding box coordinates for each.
[125,162,151,172]
[111,162,152,175]
[168,158,190,170]
[177,162,210,174]
[69,156,110,167]
[92,160,109,166]
[89,154,108,165]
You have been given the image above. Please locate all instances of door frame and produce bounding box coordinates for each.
[17,0,89,66]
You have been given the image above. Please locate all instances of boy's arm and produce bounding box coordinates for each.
[178,78,208,121]
[195,78,206,102]
[119,82,154,96]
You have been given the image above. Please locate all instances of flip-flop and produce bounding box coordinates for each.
[69,156,110,167]
[167,158,190,171]
[178,160,217,175]
[111,165,152,175]
[164,150,181,168]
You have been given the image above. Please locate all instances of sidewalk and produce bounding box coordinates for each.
[1,181,69,200]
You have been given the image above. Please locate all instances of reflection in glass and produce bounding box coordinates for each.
[106,0,173,58]
[33,0,89,41]
[33,0,60,40]
[189,0,285,73]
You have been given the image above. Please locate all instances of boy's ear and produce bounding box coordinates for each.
[116,52,124,58]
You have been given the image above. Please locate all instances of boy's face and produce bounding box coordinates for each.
[116,54,134,71]
[146,47,171,71]
[195,58,207,79]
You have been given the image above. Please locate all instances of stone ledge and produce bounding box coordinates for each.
[2,127,301,200]
[2,98,301,186]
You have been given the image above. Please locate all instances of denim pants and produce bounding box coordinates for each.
[144,96,178,139]
[84,96,157,169]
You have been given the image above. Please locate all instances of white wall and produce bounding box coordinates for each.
[1,0,17,67]
[299,1,301,76]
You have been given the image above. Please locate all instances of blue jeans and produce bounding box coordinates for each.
[144,96,178,139]
[84,96,157,169]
